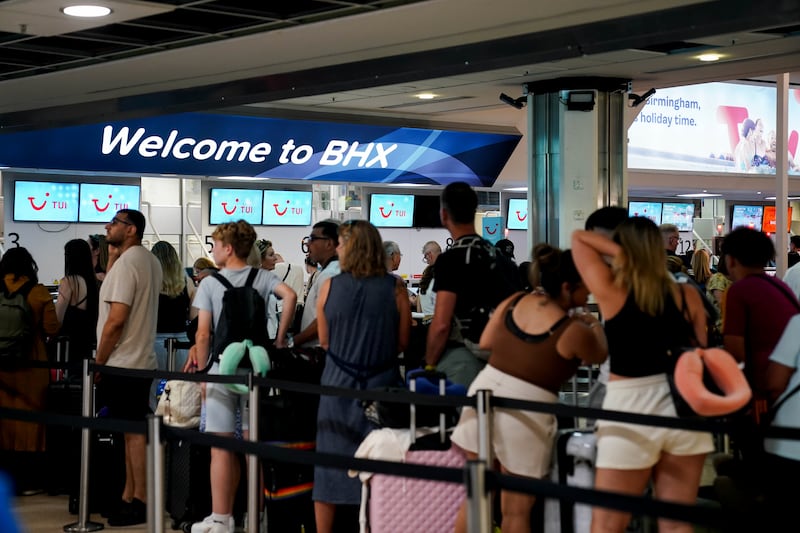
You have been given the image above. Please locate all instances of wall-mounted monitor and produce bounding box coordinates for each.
[762,206,793,233]
[412,195,443,228]
[262,190,312,226]
[79,183,141,223]
[731,205,764,231]
[661,202,695,232]
[628,201,662,224]
[369,194,414,228]
[209,188,263,225]
[14,180,80,222]
[506,198,528,230]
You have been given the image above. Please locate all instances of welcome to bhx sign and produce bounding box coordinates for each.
[0,113,520,187]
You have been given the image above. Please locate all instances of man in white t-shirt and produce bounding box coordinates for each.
[294,220,340,349]
[761,314,800,528]
[95,209,162,527]
[782,259,800,300]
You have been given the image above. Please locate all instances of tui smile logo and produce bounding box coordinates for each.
[221,198,239,215]
[516,210,527,222]
[93,194,112,212]
[28,192,49,211]
[485,225,497,235]
[273,200,289,216]
[379,202,394,218]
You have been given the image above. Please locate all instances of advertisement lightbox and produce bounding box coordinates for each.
[628,81,794,175]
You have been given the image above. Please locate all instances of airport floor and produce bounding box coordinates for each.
[14,493,148,533]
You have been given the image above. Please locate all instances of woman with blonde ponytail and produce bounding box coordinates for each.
[572,216,714,533]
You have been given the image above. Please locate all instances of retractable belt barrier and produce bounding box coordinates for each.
[6,356,800,532]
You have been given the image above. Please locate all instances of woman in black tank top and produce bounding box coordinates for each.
[572,216,711,533]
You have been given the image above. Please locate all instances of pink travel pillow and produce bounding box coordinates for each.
[674,348,752,417]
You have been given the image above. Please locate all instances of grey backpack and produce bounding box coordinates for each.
[0,280,36,362]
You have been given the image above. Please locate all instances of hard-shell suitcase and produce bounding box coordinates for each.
[362,370,466,533]
[543,429,653,533]
[166,438,212,531]
[45,338,81,496]
[544,429,596,533]
[68,430,126,516]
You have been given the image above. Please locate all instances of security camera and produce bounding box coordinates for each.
[499,93,525,109]
[629,88,656,107]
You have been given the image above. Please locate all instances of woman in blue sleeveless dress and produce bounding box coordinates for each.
[313,220,411,533]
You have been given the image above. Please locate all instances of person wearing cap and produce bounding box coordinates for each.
[495,239,516,264]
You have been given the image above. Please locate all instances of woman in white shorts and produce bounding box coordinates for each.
[572,217,714,533]
[452,244,608,533]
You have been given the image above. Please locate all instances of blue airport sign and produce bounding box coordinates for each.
[0,113,520,187]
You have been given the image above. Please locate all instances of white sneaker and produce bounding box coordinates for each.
[190,514,235,533]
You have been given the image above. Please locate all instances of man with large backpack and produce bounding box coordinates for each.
[190,220,296,533]
[424,182,521,386]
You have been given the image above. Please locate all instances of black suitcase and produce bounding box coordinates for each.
[263,457,316,533]
[258,361,320,533]
[166,437,212,531]
[68,430,126,516]
[45,375,82,495]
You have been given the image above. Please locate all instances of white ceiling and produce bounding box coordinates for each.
[1,0,799,200]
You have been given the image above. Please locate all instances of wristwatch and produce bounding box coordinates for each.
[286,333,295,349]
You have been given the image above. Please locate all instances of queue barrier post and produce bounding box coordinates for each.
[247,373,261,533]
[475,389,493,464]
[466,460,492,533]
[63,358,104,532]
[146,415,165,533]
[165,337,177,373]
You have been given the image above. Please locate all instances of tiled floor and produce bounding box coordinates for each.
[13,494,148,533]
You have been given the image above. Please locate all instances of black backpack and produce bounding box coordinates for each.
[448,235,521,345]
[209,269,269,369]
[0,279,36,363]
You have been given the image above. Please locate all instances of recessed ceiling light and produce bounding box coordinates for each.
[416,93,436,100]
[504,187,528,192]
[698,53,721,62]
[757,191,762,195]
[765,196,800,200]
[676,192,722,198]
[62,5,112,18]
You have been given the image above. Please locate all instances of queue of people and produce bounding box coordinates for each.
[1,183,799,533]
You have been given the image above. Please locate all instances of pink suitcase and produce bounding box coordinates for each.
[361,370,467,532]
[366,445,466,533]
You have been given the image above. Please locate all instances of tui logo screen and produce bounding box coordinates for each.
[262,190,312,226]
[14,180,79,222]
[482,217,504,243]
[369,194,414,228]
[209,188,263,225]
[506,198,528,230]
[79,183,140,223]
